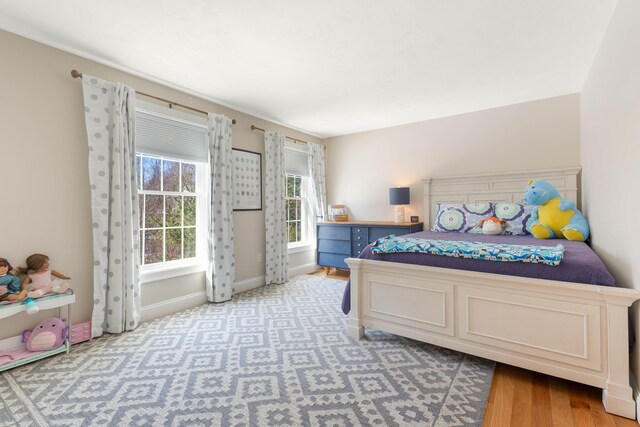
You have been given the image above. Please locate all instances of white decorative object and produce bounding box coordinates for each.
[394,206,405,223]
[82,75,141,338]
[264,131,288,285]
[232,148,262,211]
[206,113,236,302]
[347,167,640,419]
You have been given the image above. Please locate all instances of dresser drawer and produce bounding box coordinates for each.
[318,252,349,269]
[351,233,368,244]
[351,226,368,235]
[318,225,350,241]
[352,241,368,257]
[318,239,350,255]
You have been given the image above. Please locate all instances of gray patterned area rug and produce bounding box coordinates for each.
[0,275,494,426]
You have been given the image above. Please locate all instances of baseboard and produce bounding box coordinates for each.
[0,335,24,351]
[636,390,640,424]
[141,291,208,322]
[234,263,318,293]
[289,263,319,277]
[626,370,639,423]
[140,265,320,322]
[234,275,265,293]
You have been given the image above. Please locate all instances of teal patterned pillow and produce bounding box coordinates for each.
[431,203,494,233]
[494,202,536,235]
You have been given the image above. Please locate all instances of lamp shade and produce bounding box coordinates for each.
[389,187,410,205]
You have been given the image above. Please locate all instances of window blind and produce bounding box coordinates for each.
[284,146,309,177]
[136,111,208,163]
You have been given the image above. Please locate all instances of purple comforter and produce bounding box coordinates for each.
[341,231,615,314]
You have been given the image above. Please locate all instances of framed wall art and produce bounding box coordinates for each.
[232,148,262,211]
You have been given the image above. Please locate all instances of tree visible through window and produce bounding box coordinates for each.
[286,174,303,243]
[137,154,199,265]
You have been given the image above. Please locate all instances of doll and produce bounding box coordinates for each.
[0,257,26,301]
[476,217,507,235]
[18,254,71,299]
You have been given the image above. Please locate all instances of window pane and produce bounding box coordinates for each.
[295,199,301,221]
[294,176,301,197]
[142,157,161,191]
[286,176,294,198]
[165,196,182,227]
[296,221,301,243]
[138,194,144,230]
[287,199,296,221]
[181,163,196,192]
[184,196,196,226]
[288,222,296,243]
[144,229,163,264]
[163,160,180,192]
[166,228,182,261]
[136,155,141,190]
[184,227,196,258]
[145,195,163,228]
[139,231,144,265]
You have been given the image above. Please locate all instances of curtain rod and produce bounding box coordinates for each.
[250,125,312,145]
[71,69,237,125]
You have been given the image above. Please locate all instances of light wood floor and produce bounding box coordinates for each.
[312,268,638,427]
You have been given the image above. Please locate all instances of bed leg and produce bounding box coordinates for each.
[348,321,364,339]
[602,299,636,419]
[347,258,364,340]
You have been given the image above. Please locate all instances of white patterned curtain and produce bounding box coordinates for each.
[82,75,140,338]
[264,131,288,285]
[206,114,236,302]
[308,142,327,221]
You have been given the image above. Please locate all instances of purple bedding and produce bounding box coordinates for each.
[341,231,615,314]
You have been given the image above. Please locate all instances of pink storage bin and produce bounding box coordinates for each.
[70,321,92,345]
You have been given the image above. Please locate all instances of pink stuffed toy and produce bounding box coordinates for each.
[22,318,68,351]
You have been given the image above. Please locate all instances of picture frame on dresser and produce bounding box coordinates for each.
[232,148,262,211]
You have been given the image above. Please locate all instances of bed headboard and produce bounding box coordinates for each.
[422,167,581,229]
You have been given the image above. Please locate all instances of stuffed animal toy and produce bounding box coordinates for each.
[477,217,507,235]
[523,180,590,241]
[22,318,68,351]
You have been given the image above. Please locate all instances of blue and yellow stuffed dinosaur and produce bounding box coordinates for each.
[524,180,590,241]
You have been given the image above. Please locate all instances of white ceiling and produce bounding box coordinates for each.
[0,0,616,138]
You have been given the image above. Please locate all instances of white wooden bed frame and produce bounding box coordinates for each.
[346,167,640,418]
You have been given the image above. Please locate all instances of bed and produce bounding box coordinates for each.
[344,167,640,418]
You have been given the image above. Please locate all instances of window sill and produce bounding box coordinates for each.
[288,243,315,254]
[141,260,207,284]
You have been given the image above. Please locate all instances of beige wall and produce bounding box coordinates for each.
[324,94,581,222]
[0,30,320,338]
[580,0,640,388]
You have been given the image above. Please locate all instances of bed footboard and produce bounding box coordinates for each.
[346,257,640,419]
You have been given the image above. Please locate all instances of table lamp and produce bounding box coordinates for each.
[389,187,410,223]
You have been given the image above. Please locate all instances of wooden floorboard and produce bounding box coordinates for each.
[310,269,638,426]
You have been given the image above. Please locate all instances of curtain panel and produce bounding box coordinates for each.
[206,114,236,302]
[264,131,289,285]
[82,75,141,337]
[308,142,327,221]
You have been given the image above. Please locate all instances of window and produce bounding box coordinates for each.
[286,174,304,244]
[136,154,205,266]
[134,100,209,278]
[285,173,315,249]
